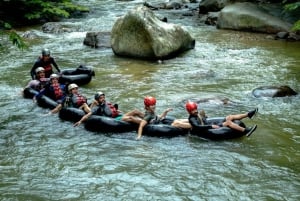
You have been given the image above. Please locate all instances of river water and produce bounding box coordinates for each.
[1,0,299,200]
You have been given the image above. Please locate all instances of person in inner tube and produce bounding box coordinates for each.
[24,67,50,92]
[73,91,145,127]
[30,48,60,79]
[34,73,66,104]
[136,96,191,140]
[185,101,258,137]
[49,83,90,114]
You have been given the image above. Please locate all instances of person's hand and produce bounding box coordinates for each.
[33,96,37,103]
[212,124,220,129]
[166,108,173,112]
[73,121,81,127]
[42,111,52,116]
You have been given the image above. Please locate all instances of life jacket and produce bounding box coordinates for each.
[43,64,52,75]
[107,102,119,118]
[38,78,49,91]
[70,93,87,108]
[51,83,64,100]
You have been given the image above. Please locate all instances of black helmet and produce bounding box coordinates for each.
[94,91,105,100]
[42,48,50,56]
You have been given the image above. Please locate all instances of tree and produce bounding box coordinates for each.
[283,1,300,32]
[0,0,89,49]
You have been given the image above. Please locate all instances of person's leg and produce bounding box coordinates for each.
[123,109,144,118]
[121,115,142,124]
[121,109,144,124]
[225,113,248,121]
[225,108,258,121]
[222,120,245,132]
[223,119,257,136]
[171,119,192,129]
[80,103,91,113]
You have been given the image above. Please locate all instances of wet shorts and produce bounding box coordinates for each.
[114,114,123,121]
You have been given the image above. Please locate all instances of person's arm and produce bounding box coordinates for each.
[159,108,173,119]
[50,104,62,114]
[30,62,39,79]
[137,120,148,140]
[51,57,60,72]
[103,103,113,117]
[74,111,92,127]
[33,88,46,102]
[89,100,98,109]
[189,116,216,131]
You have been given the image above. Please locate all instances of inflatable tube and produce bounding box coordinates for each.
[23,87,58,109]
[23,87,39,99]
[142,117,189,138]
[37,95,58,109]
[59,107,86,123]
[59,65,95,85]
[84,115,138,133]
[189,117,247,140]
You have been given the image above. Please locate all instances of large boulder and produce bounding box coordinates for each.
[199,0,232,14]
[83,32,111,48]
[110,6,195,60]
[217,2,292,34]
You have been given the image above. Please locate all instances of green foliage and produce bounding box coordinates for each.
[291,20,300,31]
[283,2,300,11]
[0,0,89,26]
[0,0,88,50]
[283,2,300,31]
[8,31,28,50]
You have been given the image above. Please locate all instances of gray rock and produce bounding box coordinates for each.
[110,5,195,60]
[217,2,292,34]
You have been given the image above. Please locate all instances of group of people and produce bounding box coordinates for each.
[25,49,258,140]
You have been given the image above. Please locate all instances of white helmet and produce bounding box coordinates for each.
[50,73,59,80]
[35,67,45,74]
[68,83,78,91]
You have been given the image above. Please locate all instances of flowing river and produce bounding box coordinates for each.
[1,0,299,200]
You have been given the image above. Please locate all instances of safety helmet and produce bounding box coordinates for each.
[185,101,198,113]
[144,96,156,107]
[42,48,50,56]
[50,73,59,80]
[35,67,45,74]
[94,91,105,100]
[68,83,78,91]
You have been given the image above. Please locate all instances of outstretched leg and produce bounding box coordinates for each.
[171,119,192,129]
[121,109,144,124]
[225,108,258,121]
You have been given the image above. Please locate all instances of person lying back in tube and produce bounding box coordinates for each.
[185,101,258,137]
[74,92,145,127]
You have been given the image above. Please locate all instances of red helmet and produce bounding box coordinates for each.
[144,96,156,107]
[185,101,197,113]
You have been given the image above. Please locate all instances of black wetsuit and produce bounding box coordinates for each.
[92,102,113,117]
[31,56,60,79]
[188,115,214,133]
